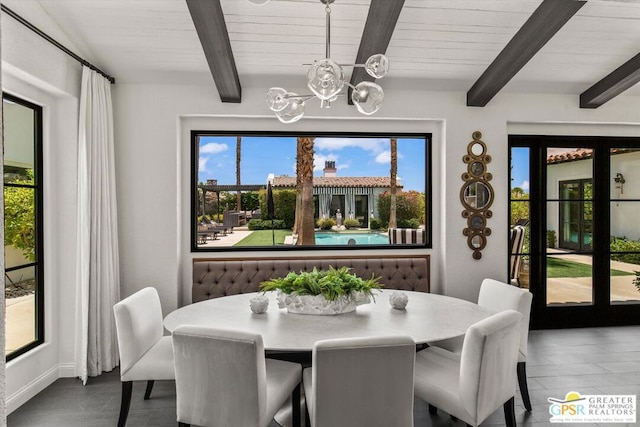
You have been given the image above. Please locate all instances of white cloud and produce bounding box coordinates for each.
[314,138,389,154]
[375,150,404,164]
[199,157,208,172]
[520,180,530,192]
[200,142,228,154]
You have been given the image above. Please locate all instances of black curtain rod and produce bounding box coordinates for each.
[2,4,116,84]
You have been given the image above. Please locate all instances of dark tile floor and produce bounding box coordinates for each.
[7,325,640,426]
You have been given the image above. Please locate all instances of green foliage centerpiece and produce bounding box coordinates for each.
[260,266,382,315]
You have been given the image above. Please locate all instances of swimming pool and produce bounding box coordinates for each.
[315,232,389,245]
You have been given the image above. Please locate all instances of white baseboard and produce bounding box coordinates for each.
[6,365,59,415]
[58,363,76,378]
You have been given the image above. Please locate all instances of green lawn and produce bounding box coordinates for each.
[547,257,632,278]
[234,230,291,246]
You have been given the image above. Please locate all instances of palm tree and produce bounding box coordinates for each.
[292,139,303,235]
[389,138,398,229]
[296,137,315,245]
[236,136,241,211]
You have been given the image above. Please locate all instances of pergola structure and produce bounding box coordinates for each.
[198,183,265,220]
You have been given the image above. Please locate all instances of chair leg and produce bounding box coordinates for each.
[305,406,311,427]
[428,404,437,414]
[292,383,301,427]
[118,381,133,427]
[144,380,155,400]
[503,397,516,427]
[517,361,532,412]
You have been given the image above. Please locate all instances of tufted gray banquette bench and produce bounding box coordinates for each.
[192,255,430,302]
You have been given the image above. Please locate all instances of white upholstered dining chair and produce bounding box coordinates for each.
[303,335,416,427]
[113,287,175,427]
[172,325,302,427]
[430,278,534,411]
[415,310,522,427]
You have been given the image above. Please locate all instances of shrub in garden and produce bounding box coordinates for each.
[5,170,35,261]
[258,188,297,228]
[397,218,421,229]
[248,219,287,230]
[369,218,382,230]
[610,236,640,265]
[317,218,336,230]
[377,190,425,225]
[343,218,360,229]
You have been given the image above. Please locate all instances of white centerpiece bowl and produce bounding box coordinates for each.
[277,290,372,315]
[261,266,381,316]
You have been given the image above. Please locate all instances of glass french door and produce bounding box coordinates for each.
[558,179,592,251]
[354,195,369,228]
[509,136,640,329]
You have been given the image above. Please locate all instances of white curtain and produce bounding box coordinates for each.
[0,48,7,425]
[74,66,120,384]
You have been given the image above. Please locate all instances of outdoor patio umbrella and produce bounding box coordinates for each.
[267,182,275,245]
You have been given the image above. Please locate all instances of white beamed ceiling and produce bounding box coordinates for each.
[5,0,640,95]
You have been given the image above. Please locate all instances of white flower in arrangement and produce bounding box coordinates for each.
[389,291,409,310]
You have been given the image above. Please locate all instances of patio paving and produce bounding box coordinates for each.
[198,227,254,247]
[547,250,640,304]
[6,294,35,354]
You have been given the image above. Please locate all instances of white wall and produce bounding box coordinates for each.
[2,11,81,414]
[4,1,640,416]
[3,101,34,169]
[112,83,640,310]
[547,150,640,241]
[611,151,640,241]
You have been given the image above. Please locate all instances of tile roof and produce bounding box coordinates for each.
[546,148,631,164]
[546,148,593,164]
[273,176,399,188]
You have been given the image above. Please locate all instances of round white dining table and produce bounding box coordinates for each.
[164,290,494,351]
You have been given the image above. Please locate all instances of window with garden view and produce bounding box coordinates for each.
[3,94,44,359]
[191,132,430,251]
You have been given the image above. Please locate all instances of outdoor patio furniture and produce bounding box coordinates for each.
[388,228,427,245]
[223,210,246,227]
[197,223,219,242]
[510,225,526,286]
[205,223,232,236]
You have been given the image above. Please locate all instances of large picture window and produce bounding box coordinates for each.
[191,132,431,251]
[3,93,44,360]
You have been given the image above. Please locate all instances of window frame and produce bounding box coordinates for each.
[3,92,45,361]
[190,130,432,252]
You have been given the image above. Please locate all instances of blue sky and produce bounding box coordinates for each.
[511,147,530,193]
[198,136,426,192]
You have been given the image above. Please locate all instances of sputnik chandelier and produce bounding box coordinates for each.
[264,0,389,123]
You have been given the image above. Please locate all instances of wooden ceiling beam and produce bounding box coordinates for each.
[466,0,585,107]
[186,0,241,103]
[580,53,640,108]
[347,0,405,105]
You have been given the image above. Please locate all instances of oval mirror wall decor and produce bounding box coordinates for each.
[461,131,494,259]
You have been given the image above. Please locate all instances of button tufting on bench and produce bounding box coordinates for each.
[192,256,429,302]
